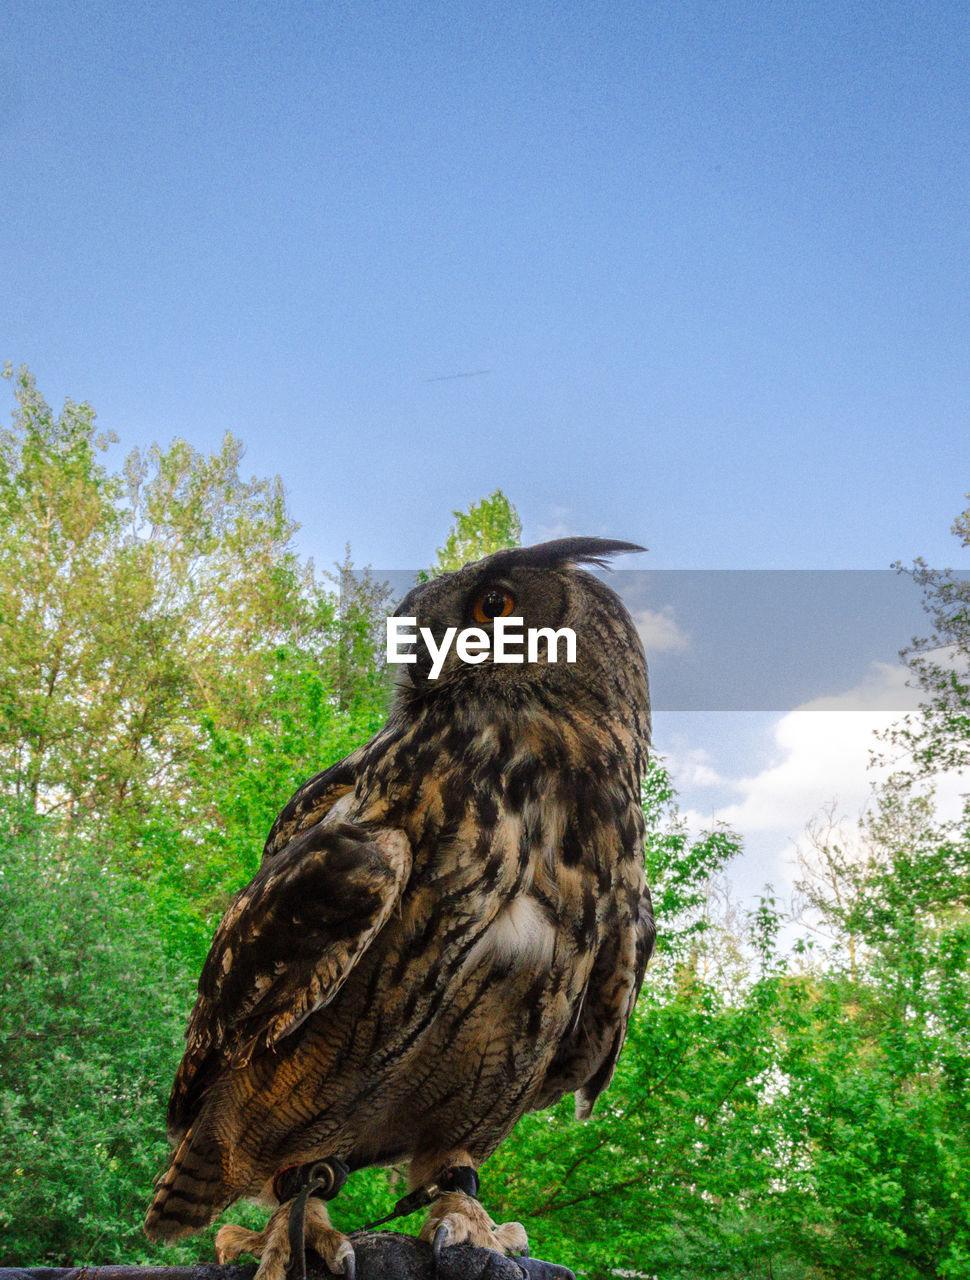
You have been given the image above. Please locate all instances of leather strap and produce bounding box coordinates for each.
[272,1155,480,1270]
[275,1159,350,1280]
[360,1163,481,1230]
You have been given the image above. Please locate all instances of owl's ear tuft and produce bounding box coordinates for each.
[487,537,646,574]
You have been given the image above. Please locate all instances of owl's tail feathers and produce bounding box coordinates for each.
[144,1128,229,1241]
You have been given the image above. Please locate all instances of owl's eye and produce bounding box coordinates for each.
[471,586,516,623]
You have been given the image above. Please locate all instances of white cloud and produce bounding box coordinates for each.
[703,708,895,834]
[674,661,969,902]
[686,662,933,835]
[662,744,725,788]
[526,508,581,542]
[797,660,921,711]
[635,605,690,654]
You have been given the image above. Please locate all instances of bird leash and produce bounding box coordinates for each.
[275,1157,481,1280]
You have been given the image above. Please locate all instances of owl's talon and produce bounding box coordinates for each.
[421,1191,529,1268]
[303,1198,354,1280]
[432,1221,452,1262]
[212,1198,353,1280]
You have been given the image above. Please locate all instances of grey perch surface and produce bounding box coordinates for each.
[0,1231,575,1280]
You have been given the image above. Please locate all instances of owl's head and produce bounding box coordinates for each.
[390,538,649,737]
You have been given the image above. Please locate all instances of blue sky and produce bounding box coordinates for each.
[4,0,969,908]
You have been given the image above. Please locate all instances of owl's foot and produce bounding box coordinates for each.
[215,1198,355,1280]
[420,1190,529,1268]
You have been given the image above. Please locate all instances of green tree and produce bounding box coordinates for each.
[0,803,184,1264]
[424,489,521,577]
[0,368,397,1262]
[889,493,970,781]
[768,791,970,1278]
[0,367,392,913]
[0,365,129,814]
[154,601,389,917]
[0,800,291,1265]
[0,365,304,824]
[763,496,970,1279]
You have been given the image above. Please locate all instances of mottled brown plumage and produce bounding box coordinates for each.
[145,537,654,1278]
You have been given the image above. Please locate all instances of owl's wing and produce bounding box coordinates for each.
[166,820,411,1138]
[535,884,656,1119]
[262,746,368,859]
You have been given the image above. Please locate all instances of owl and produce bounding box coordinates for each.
[144,537,654,1280]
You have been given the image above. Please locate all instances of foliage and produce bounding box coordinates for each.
[423,489,522,578]
[141,562,390,919]
[0,368,398,1260]
[768,493,970,1279]
[767,793,970,1278]
[0,364,391,917]
[0,366,131,815]
[0,804,182,1263]
[888,493,970,782]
